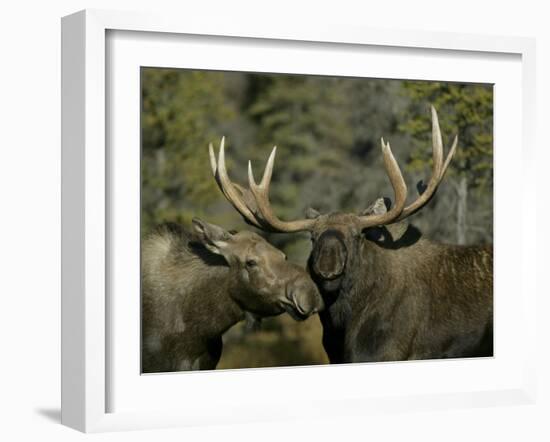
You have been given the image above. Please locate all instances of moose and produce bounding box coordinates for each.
[141,218,324,372]
[209,106,493,363]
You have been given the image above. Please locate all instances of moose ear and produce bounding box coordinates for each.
[192,217,233,255]
[361,198,388,216]
[305,207,321,219]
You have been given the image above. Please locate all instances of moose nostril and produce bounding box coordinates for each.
[290,289,324,317]
[286,288,308,315]
[287,290,299,308]
[294,299,308,315]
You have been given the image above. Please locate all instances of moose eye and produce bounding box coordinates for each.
[245,259,258,268]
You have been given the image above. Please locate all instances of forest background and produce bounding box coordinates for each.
[141,68,493,369]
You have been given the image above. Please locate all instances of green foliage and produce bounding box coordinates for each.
[247,74,353,221]
[141,68,235,232]
[401,81,493,190]
[399,81,493,243]
[141,69,494,247]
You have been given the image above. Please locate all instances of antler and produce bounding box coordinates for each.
[210,136,408,232]
[356,139,408,229]
[393,105,458,222]
[356,105,456,228]
[209,138,315,232]
[246,147,316,232]
[209,106,456,233]
[209,137,263,229]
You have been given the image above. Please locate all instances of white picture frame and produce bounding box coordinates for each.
[61,9,537,433]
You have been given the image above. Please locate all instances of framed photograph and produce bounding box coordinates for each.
[61,9,537,432]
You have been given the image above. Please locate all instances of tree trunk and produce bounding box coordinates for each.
[456,176,468,245]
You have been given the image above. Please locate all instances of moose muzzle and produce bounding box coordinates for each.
[284,271,324,320]
[311,229,348,281]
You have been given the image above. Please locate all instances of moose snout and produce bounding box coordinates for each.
[311,230,347,281]
[285,278,324,318]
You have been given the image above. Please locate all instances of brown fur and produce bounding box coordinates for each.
[307,213,493,363]
[142,221,323,372]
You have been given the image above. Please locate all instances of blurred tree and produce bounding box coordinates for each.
[245,74,356,259]
[248,75,353,214]
[341,78,410,214]
[244,75,413,257]
[400,81,493,244]
[141,68,235,232]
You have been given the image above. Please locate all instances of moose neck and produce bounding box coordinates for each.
[344,237,393,302]
[190,265,246,339]
[319,236,399,320]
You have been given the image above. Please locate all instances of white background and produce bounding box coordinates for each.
[0,1,548,441]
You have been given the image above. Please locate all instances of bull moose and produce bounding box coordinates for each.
[208,106,493,363]
[141,218,324,372]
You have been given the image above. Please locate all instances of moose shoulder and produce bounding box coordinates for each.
[208,105,493,363]
[311,208,493,362]
[141,219,323,372]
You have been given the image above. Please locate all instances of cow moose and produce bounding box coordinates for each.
[208,106,493,363]
[141,218,324,372]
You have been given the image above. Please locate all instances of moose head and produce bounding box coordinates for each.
[191,218,324,319]
[208,106,457,294]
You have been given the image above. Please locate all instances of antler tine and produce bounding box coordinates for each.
[210,137,263,228]
[248,146,276,190]
[208,142,217,177]
[431,105,444,175]
[261,145,277,188]
[358,138,408,229]
[440,134,458,179]
[395,105,458,221]
[247,147,315,233]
